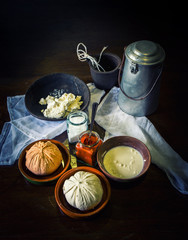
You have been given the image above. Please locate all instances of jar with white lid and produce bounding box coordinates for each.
[67,111,88,143]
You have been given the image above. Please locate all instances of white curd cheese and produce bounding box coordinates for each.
[39,93,83,119]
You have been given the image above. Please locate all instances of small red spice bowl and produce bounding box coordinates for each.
[54,166,111,219]
[18,139,70,185]
[97,136,151,182]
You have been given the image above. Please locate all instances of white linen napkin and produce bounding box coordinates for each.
[0,83,105,165]
[95,87,188,195]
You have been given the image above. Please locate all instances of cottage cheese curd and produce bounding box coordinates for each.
[39,93,83,118]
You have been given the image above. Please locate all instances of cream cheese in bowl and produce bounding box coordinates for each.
[97,136,151,182]
[103,146,144,179]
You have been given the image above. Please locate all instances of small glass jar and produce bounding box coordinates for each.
[75,130,103,166]
[67,111,88,143]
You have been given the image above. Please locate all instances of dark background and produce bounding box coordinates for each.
[0,0,187,156]
[0,0,187,78]
[0,1,188,240]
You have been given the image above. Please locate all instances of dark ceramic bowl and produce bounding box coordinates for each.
[18,139,70,185]
[55,166,111,218]
[25,73,90,121]
[89,53,121,90]
[97,136,151,182]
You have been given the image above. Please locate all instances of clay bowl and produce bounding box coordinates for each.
[97,136,151,182]
[18,139,70,185]
[25,73,90,121]
[54,166,111,218]
[89,53,121,90]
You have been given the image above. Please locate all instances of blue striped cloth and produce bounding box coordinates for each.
[0,95,67,165]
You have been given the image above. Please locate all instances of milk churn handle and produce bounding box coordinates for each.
[118,47,162,101]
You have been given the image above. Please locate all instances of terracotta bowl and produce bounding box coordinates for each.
[18,139,70,184]
[54,166,111,218]
[97,136,151,182]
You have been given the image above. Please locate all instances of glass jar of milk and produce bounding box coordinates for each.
[67,111,88,143]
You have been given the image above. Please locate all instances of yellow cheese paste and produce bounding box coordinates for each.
[103,146,144,179]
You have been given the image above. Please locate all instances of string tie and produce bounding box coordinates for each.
[76,43,108,72]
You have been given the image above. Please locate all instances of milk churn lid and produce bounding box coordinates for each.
[125,40,165,65]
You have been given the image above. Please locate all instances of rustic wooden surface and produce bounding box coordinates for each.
[0,1,188,240]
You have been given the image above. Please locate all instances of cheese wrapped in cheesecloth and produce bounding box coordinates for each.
[25,141,63,175]
[63,171,103,211]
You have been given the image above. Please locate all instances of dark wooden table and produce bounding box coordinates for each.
[0,1,188,240]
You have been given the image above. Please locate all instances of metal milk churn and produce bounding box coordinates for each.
[118,40,165,116]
